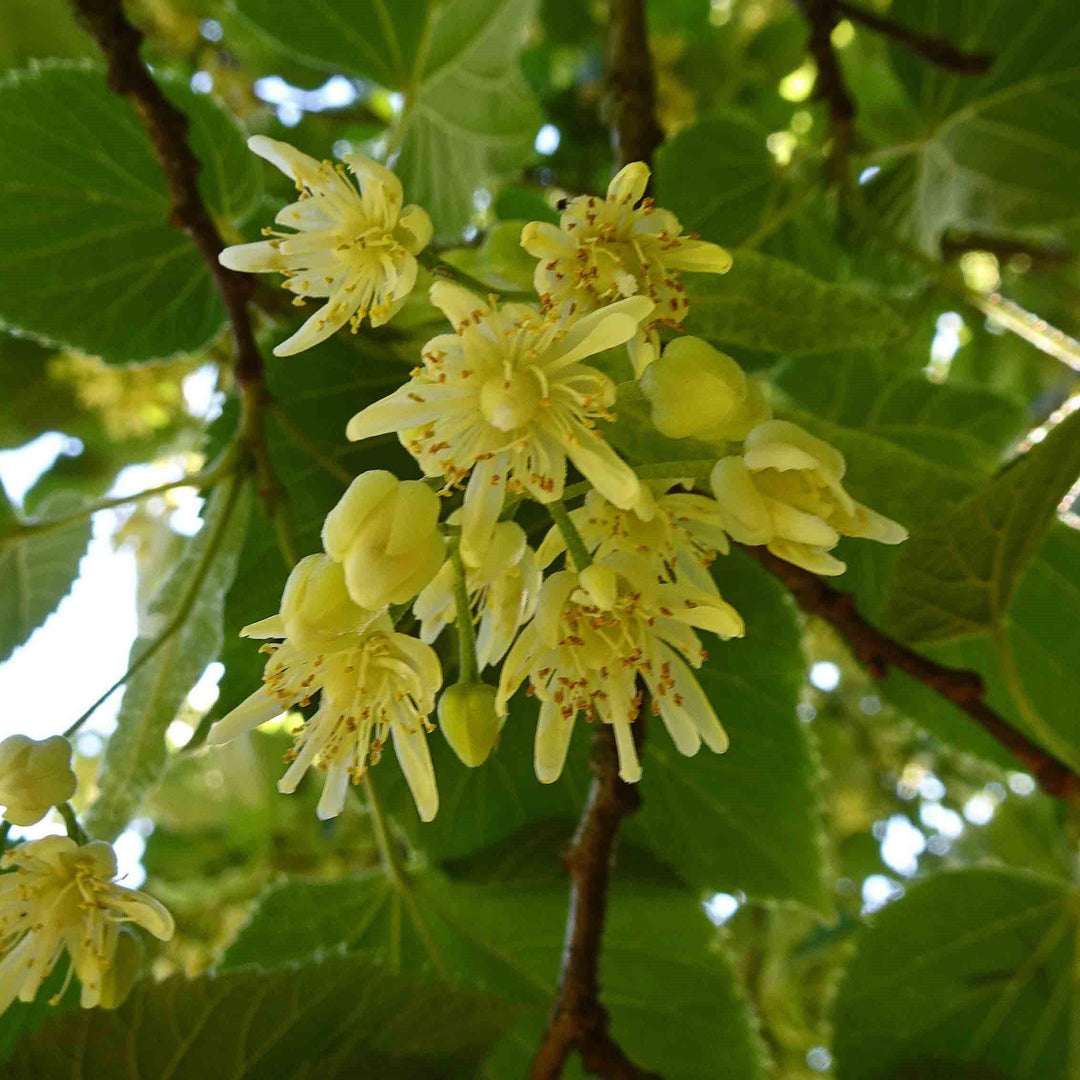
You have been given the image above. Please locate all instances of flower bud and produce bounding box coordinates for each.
[710,420,907,575]
[322,471,445,610]
[279,553,372,652]
[640,336,769,441]
[438,683,501,767]
[0,734,77,826]
[97,928,144,1010]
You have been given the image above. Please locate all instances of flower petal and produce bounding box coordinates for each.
[535,698,574,783]
[607,161,650,205]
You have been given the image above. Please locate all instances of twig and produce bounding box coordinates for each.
[529,725,658,1080]
[834,0,994,74]
[70,0,292,554]
[530,4,665,1079]
[792,0,856,186]
[747,546,1080,801]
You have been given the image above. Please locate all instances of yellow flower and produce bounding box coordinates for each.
[497,555,742,784]
[639,336,769,441]
[207,567,441,822]
[0,735,77,827]
[346,283,651,556]
[0,837,173,1015]
[538,484,730,593]
[414,519,542,668]
[219,136,432,355]
[322,471,445,611]
[710,420,908,575]
[520,163,732,376]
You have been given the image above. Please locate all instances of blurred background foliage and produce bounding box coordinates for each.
[2,0,1080,1077]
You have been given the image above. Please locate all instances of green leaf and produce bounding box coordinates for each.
[222,857,766,1080]
[0,63,259,362]
[654,111,778,246]
[8,955,517,1079]
[884,408,1080,643]
[833,868,1077,1080]
[0,488,90,665]
[231,0,540,235]
[86,480,251,840]
[684,251,905,354]
[884,0,1080,247]
[442,221,538,292]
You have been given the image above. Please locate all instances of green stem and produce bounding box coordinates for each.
[417,249,536,302]
[57,803,89,845]
[3,453,236,541]
[363,773,406,887]
[0,821,11,849]
[547,500,592,572]
[63,472,247,739]
[448,538,479,683]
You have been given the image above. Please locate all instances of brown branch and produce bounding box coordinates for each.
[604,0,664,168]
[793,0,856,186]
[747,546,1080,801]
[529,727,660,1080]
[71,0,292,549]
[834,0,994,75]
[530,4,666,1079]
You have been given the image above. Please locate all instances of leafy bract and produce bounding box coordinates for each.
[86,480,251,840]
[0,64,259,362]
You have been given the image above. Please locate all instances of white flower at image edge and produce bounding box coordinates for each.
[0,837,173,1014]
[497,555,743,784]
[208,593,442,822]
[219,136,432,356]
[346,283,653,556]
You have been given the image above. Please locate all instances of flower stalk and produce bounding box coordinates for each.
[546,500,592,573]
[448,535,480,684]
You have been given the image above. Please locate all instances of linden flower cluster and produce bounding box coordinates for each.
[0,734,175,1019]
[216,140,906,809]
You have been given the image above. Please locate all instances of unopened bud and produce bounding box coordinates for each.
[280,553,372,651]
[640,336,768,441]
[322,471,445,610]
[0,735,77,826]
[98,928,145,1010]
[438,683,500,767]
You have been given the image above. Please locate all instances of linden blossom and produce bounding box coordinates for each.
[219,136,432,356]
[537,483,733,594]
[414,517,543,669]
[520,161,733,377]
[207,556,442,822]
[711,420,908,575]
[346,282,654,557]
[0,837,174,1015]
[496,554,744,785]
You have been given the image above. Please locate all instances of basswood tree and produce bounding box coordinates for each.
[1,0,1079,1076]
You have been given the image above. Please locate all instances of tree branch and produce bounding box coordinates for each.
[747,546,1080,801]
[792,0,856,186]
[834,0,994,75]
[529,727,659,1080]
[70,0,291,554]
[530,4,666,1079]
